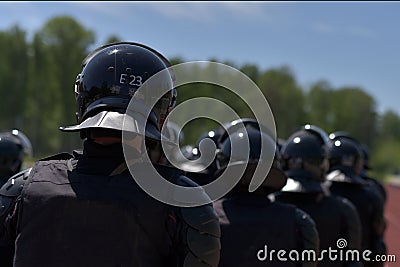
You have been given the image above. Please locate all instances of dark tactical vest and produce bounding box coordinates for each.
[213,196,300,267]
[276,192,360,267]
[326,166,387,267]
[14,157,180,267]
[329,181,384,267]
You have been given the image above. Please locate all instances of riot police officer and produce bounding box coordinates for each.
[327,132,386,267]
[185,119,262,185]
[0,130,32,187]
[328,131,387,204]
[0,42,220,267]
[190,125,227,177]
[327,131,386,266]
[275,125,362,267]
[212,120,319,267]
[359,143,387,203]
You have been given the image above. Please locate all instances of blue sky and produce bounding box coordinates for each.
[1,1,400,115]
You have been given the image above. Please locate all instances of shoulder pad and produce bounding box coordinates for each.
[327,170,366,185]
[0,168,31,217]
[176,175,201,187]
[153,163,185,181]
[327,170,351,183]
[181,205,220,238]
[281,177,303,192]
[281,177,324,194]
[172,175,215,206]
[185,171,215,186]
[334,195,356,208]
[0,168,31,197]
[181,204,221,267]
[294,208,319,251]
[39,152,74,161]
[183,253,216,267]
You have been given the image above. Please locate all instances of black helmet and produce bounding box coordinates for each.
[60,42,177,140]
[281,131,329,181]
[191,126,225,168]
[328,130,370,170]
[216,126,286,192]
[216,118,274,148]
[194,118,272,156]
[328,137,363,171]
[0,129,33,158]
[0,135,24,185]
[360,143,371,170]
[288,124,331,147]
[192,120,239,165]
[328,131,355,141]
[195,128,224,151]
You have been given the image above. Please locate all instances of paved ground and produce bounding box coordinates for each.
[383,183,400,266]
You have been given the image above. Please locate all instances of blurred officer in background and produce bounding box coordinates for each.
[0,129,32,187]
[329,131,387,204]
[190,125,227,177]
[359,143,387,204]
[158,121,185,166]
[0,42,220,267]
[185,119,260,185]
[275,124,362,267]
[212,120,319,267]
[327,132,386,267]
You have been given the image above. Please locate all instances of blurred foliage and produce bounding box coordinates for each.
[0,16,399,181]
[370,139,400,180]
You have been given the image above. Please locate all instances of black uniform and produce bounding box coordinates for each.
[359,143,387,204]
[327,166,386,267]
[360,172,387,205]
[360,172,387,258]
[211,125,319,267]
[214,192,319,267]
[275,170,363,267]
[0,140,221,267]
[278,125,366,266]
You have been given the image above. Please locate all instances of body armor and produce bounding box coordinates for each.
[214,195,318,267]
[1,153,220,267]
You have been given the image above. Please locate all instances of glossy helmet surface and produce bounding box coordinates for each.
[289,124,331,147]
[328,131,369,171]
[328,136,363,171]
[0,134,25,183]
[216,118,274,148]
[60,42,177,140]
[0,129,32,157]
[281,128,329,181]
[216,123,286,191]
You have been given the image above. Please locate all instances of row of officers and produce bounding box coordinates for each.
[181,119,387,267]
[0,42,388,266]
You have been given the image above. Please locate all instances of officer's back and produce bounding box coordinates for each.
[275,125,363,267]
[209,121,319,267]
[327,134,386,267]
[0,42,220,267]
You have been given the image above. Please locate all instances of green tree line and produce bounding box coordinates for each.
[1,16,399,180]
